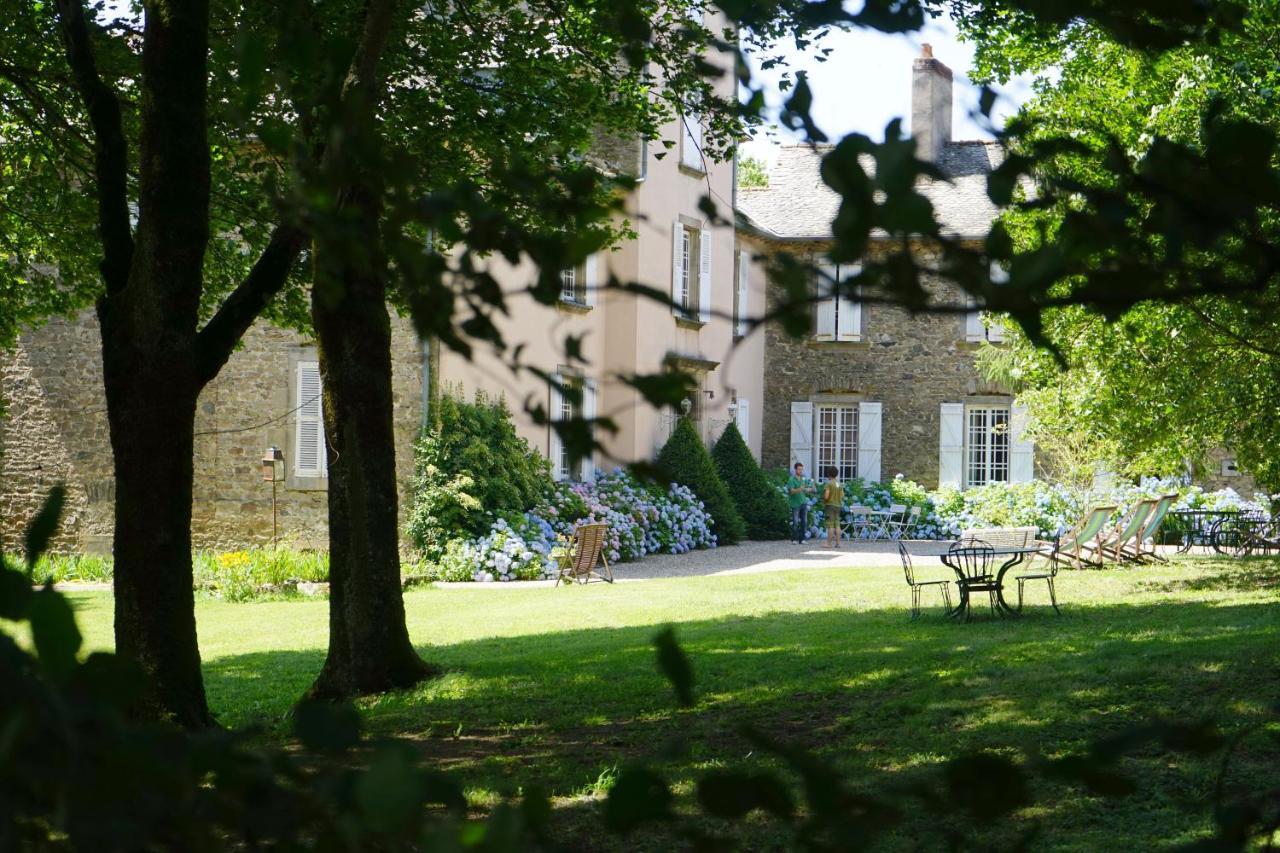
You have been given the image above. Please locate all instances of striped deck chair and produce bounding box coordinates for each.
[1040,505,1117,569]
[554,522,613,585]
[1085,499,1156,564]
[1134,494,1178,563]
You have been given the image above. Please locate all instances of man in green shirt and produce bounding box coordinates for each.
[786,462,816,544]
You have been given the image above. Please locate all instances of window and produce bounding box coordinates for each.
[680,112,703,171]
[965,263,1007,342]
[814,261,861,341]
[550,374,596,481]
[671,221,708,320]
[966,406,1010,487]
[294,361,327,480]
[816,404,857,482]
[560,262,584,304]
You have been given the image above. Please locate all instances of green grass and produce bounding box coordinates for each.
[47,556,1280,849]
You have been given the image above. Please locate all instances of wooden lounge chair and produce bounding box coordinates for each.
[554,522,613,585]
[1084,499,1156,564]
[1040,506,1117,569]
[1134,494,1178,563]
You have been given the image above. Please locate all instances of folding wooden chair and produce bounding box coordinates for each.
[554,522,613,585]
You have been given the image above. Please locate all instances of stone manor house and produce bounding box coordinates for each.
[0,46,1034,554]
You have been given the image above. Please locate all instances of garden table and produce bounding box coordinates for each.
[944,543,1044,620]
[844,508,894,541]
[1168,510,1239,554]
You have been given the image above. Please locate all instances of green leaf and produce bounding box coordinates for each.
[603,765,672,831]
[28,585,81,679]
[293,699,361,752]
[653,625,695,708]
[944,753,1030,820]
[0,566,32,621]
[697,769,795,819]
[24,485,66,571]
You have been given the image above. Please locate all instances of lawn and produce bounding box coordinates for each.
[51,555,1280,849]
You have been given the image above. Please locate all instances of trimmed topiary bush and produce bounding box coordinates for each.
[656,417,746,545]
[711,422,789,540]
[407,388,552,561]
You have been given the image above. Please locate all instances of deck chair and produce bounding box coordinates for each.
[1134,494,1178,563]
[1040,506,1117,569]
[1084,499,1155,564]
[554,522,613,585]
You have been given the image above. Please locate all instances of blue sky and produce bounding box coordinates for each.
[741,12,1036,165]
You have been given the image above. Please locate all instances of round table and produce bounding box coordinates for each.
[907,541,1044,620]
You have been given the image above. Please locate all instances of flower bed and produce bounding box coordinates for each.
[429,470,717,582]
[770,472,1271,542]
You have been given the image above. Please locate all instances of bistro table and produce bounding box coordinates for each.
[1168,509,1240,554]
[904,540,1047,620]
[844,508,895,541]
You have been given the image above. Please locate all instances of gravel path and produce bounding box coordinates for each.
[610,538,949,580]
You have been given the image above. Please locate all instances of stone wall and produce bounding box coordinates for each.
[0,311,424,554]
[758,238,1010,486]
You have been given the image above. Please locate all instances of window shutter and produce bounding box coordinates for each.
[698,223,712,323]
[986,262,1008,341]
[736,249,750,337]
[938,402,964,488]
[584,252,598,306]
[814,262,836,340]
[856,401,882,482]
[965,304,985,342]
[681,113,702,170]
[735,397,750,447]
[582,380,597,481]
[295,361,326,478]
[1010,402,1034,483]
[789,401,814,471]
[549,377,565,481]
[670,220,683,316]
[837,261,861,341]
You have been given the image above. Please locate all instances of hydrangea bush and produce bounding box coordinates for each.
[429,470,717,582]
[769,470,1270,542]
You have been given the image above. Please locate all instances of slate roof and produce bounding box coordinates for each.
[738,140,1004,242]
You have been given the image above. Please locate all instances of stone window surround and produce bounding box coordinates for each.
[287,347,328,492]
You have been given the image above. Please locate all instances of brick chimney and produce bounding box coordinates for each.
[911,43,953,163]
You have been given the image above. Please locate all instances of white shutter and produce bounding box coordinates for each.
[295,361,326,478]
[985,262,1008,341]
[582,380,598,481]
[736,249,749,337]
[681,113,702,170]
[789,401,813,471]
[965,304,985,342]
[735,398,751,448]
[837,261,861,341]
[549,377,565,481]
[1010,402,1034,483]
[671,219,683,315]
[939,402,964,488]
[814,262,836,340]
[584,253,598,306]
[698,223,712,323]
[856,401,882,482]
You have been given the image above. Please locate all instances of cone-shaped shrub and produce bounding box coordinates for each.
[712,422,789,540]
[656,417,746,545]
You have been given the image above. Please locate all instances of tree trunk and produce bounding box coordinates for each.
[306,188,435,700]
[100,304,212,728]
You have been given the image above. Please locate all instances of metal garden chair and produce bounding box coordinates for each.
[885,505,922,540]
[947,538,998,621]
[1015,541,1063,615]
[898,541,952,619]
[554,522,613,585]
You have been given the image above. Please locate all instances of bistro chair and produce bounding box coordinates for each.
[898,541,952,619]
[886,505,922,540]
[947,538,998,621]
[1016,539,1062,615]
[554,522,613,586]
[845,505,877,541]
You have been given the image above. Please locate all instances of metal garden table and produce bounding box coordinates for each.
[844,508,894,541]
[937,543,1045,620]
[1168,509,1239,554]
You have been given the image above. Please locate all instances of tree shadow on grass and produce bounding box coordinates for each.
[1139,556,1280,593]
[203,596,1280,850]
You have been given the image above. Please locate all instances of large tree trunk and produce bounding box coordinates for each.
[306,188,435,699]
[101,321,211,727]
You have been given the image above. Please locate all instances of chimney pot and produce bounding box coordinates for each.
[911,46,953,163]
